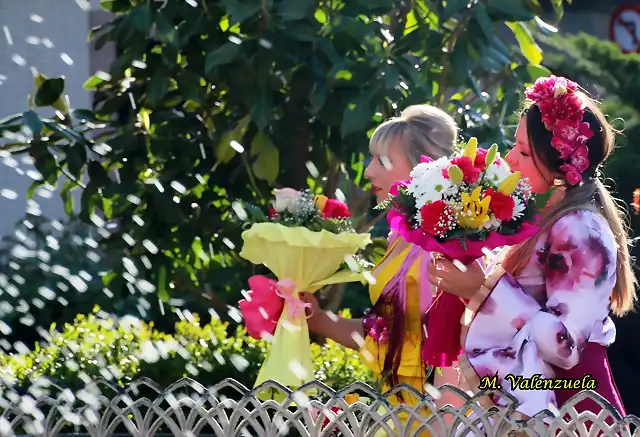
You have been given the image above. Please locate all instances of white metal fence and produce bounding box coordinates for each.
[0,377,637,436]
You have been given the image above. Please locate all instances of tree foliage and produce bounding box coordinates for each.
[0,0,567,309]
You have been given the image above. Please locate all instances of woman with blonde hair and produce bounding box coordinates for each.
[301,104,464,433]
[428,76,636,423]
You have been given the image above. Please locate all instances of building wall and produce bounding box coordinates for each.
[0,0,113,236]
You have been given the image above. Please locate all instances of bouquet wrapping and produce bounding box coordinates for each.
[238,189,370,394]
[378,137,539,366]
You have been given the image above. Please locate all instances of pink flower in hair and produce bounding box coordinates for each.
[575,122,594,144]
[525,76,578,104]
[569,145,590,173]
[553,119,582,143]
[551,137,577,160]
[540,94,583,128]
[560,163,583,185]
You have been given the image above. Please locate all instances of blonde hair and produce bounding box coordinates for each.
[369,105,457,164]
[503,94,637,316]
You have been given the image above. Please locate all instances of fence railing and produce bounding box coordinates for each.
[0,377,637,436]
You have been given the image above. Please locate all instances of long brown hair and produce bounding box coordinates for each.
[503,93,637,316]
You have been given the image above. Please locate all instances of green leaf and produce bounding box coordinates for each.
[250,132,279,184]
[340,93,373,139]
[61,182,75,216]
[0,114,22,128]
[176,70,205,102]
[131,3,152,32]
[158,265,169,302]
[486,0,535,21]
[223,1,260,24]
[485,143,498,167]
[80,181,98,222]
[251,86,272,131]
[33,150,59,185]
[442,0,469,22]
[474,4,494,42]
[83,74,108,91]
[550,0,565,21]
[309,82,326,112]
[506,22,542,65]
[448,165,464,184]
[534,187,556,211]
[315,9,328,24]
[278,0,314,21]
[404,10,418,35]
[34,77,65,107]
[526,64,552,81]
[205,43,241,73]
[146,69,170,105]
[154,13,178,46]
[23,111,44,137]
[215,116,250,163]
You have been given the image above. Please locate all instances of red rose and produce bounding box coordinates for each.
[474,148,488,170]
[322,199,351,219]
[484,188,515,221]
[450,156,481,184]
[268,208,278,218]
[419,200,454,237]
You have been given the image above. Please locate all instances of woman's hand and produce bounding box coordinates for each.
[298,291,363,350]
[298,291,323,332]
[428,256,486,300]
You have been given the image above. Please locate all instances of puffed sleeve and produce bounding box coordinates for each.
[459,210,617,417]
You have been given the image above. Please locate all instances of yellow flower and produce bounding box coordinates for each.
[497,171,521,195]
[315,194,328,213]
[463,137,478,160]
[458,186,491,229]
[344,393,360,405]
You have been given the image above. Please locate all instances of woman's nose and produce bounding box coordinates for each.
[505,149,517,169]
[364,162,374,180]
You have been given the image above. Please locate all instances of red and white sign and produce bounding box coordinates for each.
[610,5,640,53]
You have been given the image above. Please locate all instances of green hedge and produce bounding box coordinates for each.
[0,307,374,391]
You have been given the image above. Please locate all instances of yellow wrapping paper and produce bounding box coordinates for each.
[239,222,371,397]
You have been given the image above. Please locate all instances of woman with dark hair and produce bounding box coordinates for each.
[428,76,636,421]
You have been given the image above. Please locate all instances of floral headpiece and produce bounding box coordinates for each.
[524,75,594,186]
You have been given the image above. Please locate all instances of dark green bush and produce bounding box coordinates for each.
[0,306,373,391]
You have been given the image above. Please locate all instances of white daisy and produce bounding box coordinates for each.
[483,214,501,230]
[484,158,512,185]
[512,197,526,219]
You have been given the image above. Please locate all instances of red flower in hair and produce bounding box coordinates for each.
[632,189,639,215]
[559,164,583,185]
[569,145,590,173]
[539,94,583,128]
[419,201,454,237]
[551,137,577,160]
[525,75,593,186]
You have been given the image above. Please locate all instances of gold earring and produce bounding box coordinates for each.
[553,178,566,187]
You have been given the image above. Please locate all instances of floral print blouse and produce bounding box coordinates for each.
[458,210,618,418]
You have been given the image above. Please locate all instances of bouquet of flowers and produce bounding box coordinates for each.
[238,188,371,395]
[376,137,539,366]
